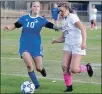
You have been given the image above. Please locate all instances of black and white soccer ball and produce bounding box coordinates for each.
[21,81,35,94]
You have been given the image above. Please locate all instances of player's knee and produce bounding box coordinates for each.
[62,65,68,72]
[27,66,33,72]
[70,67,79,74]
[36,67,42,72]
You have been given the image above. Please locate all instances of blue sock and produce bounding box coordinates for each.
[28,71,40,89]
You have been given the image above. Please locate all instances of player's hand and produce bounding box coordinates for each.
[55,28,59,31]
[55,27,63,32]
[81,43,86,50]
[52,38,57,44]
[3,25,10,31]
[53,25,59,31]
[54,27,59,31]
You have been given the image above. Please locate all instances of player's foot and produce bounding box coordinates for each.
[64,85,73,92]
[41,68,46,77]
[64,88,73,92]
[35,84,40,89]
[86,63,93,77]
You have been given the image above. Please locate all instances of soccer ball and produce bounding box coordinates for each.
[21,81,35,94]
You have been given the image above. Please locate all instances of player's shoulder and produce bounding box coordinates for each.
[38,16,44,18]
[69,13,78,19]
[40,15,47,18]
[37,15,47,20]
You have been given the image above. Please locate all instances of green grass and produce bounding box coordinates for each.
[1,75,101,93]
[1,28,101,93]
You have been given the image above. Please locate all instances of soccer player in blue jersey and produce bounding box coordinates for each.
[3,1,58,89]
[51,3,59,26]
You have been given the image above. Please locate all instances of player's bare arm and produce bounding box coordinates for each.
[52,33,65,44]
[3,22,22,31]
[3,24,16,31]
[74,21,87,50]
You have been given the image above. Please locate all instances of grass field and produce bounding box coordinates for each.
[1,28,101,93]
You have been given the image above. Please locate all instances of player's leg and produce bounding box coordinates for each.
[22,52,40,89]
[70,54,85,73]
[33,56,46,77]
[70,44,93,77]
[90,20,94,30]
[93,20,97,29]
[62,50,73,92]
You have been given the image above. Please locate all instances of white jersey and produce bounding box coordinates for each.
[61,13,82,44]
[89,8,97,20]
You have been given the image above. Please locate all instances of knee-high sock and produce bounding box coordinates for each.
[64,72,72,86]
[79,65,87,73]
[91,24,94,28]
[94,22,96,28]
[28,71,40,89]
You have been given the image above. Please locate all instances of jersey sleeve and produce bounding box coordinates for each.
[71,14,80,24]
[43,18,48,26]
[17,16,25,25]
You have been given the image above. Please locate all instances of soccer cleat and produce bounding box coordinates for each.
[64,85,73,92]
[64,88,73,92]
[41,68,47,77]
[35,84,40,89]
[86,63,93,77]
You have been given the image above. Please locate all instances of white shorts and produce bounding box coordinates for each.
[89,15,97,21]
[63,43,86,55]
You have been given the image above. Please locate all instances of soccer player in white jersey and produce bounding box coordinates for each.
[3,1,59,89]
[52,2,93,92]
[89,5,97,30]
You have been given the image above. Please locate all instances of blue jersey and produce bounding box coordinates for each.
[17,14,48,57]
[51,8,59,20]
